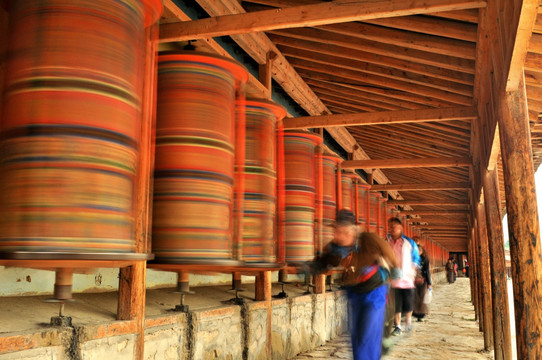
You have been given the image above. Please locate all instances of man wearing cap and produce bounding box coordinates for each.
[311,209,399,360]
[387,217,420,336]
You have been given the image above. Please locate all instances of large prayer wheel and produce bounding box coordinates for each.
[321,155,341,249]
[284,131,322,262]
[0,0,162,257]
[356,184,370,231]
[241,99,285,264]
[152,52,248,264]
[341,173,356,211]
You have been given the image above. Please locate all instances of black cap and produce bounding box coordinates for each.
[336,209,356,226]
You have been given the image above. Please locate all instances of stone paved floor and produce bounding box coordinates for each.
[291,277,493,359]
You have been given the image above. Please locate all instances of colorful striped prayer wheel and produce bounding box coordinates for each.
[284,131,322,263]
[152,52,248,265]
[241,99,286,265]
[0,0,162,257]
[341,173,356,211]
[356,184,370,231]
[321,155,341,249]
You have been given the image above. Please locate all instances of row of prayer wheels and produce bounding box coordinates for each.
[0,0,406,303]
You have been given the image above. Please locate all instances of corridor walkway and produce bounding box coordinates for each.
[292,277,493,359]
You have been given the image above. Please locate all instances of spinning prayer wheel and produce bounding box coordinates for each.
[283,131,322,262]
[241,98,286,265]
[0,0,161,258]
[340,173,356,212]
[152,52,248,265]
[321,155,341,249]
[356,184,370,231]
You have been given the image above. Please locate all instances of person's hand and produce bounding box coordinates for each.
[427,284,432,289]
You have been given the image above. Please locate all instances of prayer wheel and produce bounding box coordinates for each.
[284,131,322,263]
[321,155,341,249]
[241,99,286,264]
[356,184,370,231]
[341,173,355,211]
[152,52,248,265]
[0,0,162,257]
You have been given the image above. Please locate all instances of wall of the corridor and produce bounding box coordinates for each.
[0,291,349,360]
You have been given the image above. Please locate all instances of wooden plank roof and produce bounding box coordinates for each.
[160,0,542,253]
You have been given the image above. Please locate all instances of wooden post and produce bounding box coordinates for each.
[258,51,276,99]
[471,222,483,328]
[232,272,242,290]
[477,202,494,350]
[498,77,542,359]
[314,274,326,294]
[117,24,158,360]
[483,169,513,360]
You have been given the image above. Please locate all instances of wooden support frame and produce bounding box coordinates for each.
[159,0,486,42]
[370,182,471,191]
[282,106,477,129]
[342,156,472,170]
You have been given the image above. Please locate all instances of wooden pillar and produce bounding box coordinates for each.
[477,203,494,349]
[232,272,242,290]
[314,274,326,294]
[471,222,483,327]
[498,77,542,359]
[483,169,513,360]
[117,24,158,359]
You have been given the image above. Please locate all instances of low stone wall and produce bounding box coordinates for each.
[0,290,349,360]
[431,269,447,285]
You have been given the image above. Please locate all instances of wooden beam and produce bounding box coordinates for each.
[400,210,469,215]
[505,0,539,91]
[342,157,472,170]
[414,225,467,230]
[159,0,487,42]
[388,199,469,205]
[283,106,476,129]
[370,181,471,191]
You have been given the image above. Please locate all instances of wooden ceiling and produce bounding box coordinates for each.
[159,0,542,252]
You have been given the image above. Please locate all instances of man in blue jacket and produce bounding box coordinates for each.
[387,217,420,336]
